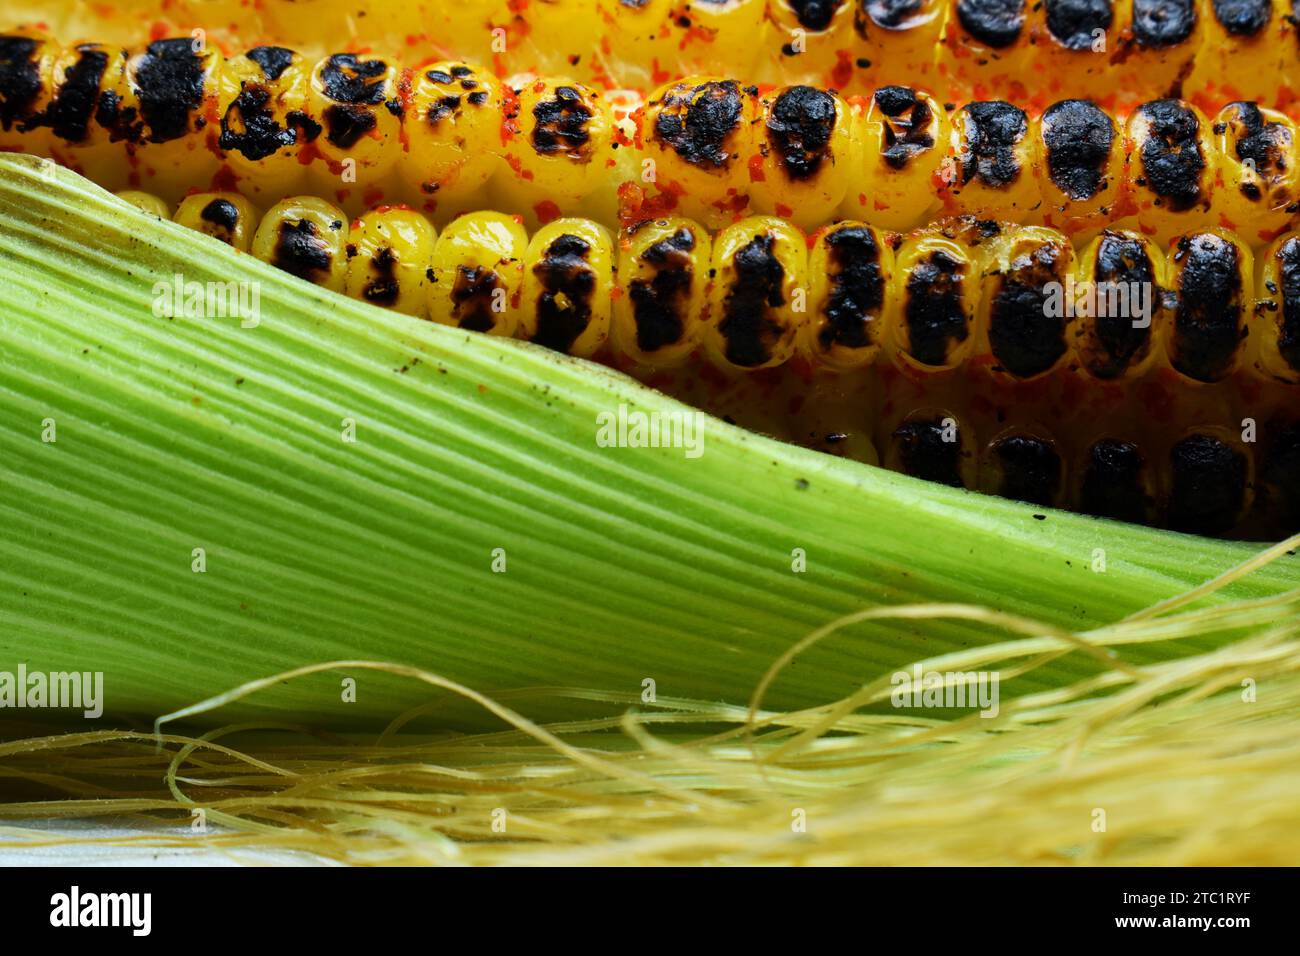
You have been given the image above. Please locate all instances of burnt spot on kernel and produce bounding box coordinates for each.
[719,233,787,367]
[44,44,110,143]
[991,434,1062,507]
[1170,233,1244,382]
[1135,99,1206,211]
[1263,422,1300,531]
[788,0,845,29]
[1080,439,1151,523]
[1132,0,1197,48]
[629,228,696,353]
[533,234,596,353]
[1083,232,1157,378]
[200,198,240,235]
[361,246,401,306]
[959,101,1027,189]
[767,86,837,181]
[893,417,966,488]
[1168,433,1248,535]
[246,46,296,81]
[323,104,377,148]
[1211,0,1270,36]
[875,86,935,170]
[426,95,462,126]
[653,79,744,169]
[1224,102,1290,201]
[904,250,969,366]
[220,86,298,161]
[1044,0,1113,49]
[131,38,211,144]
[319,54,388,105]
[1273,237,1300,373]
[451,265,501,333]
[274,218,334,281]
[988,242,1069,378]
[532,86,594,159]
[1042,99,1114,201]
[820,226,885,351]
[956,0,1026,48]
[0,35,42,132]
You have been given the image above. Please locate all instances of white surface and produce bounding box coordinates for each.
[0,820,335,866]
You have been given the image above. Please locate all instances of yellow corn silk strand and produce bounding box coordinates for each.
[7,0,1300,110]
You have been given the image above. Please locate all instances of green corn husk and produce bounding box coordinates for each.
[0,153,1297,729]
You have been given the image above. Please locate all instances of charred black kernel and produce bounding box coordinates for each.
[1168,434,1247,535]
[1263,422,1300,530]
[286,109,322,142]
[362,246,400,306]
[426,69,453,84]
[451,65,473,78]
[200,198,240,233]
[385,98,404,117]
[1085,232,1156,378]
[1225,102,1288,193]
[319,53,388,104]
[956,0,1026,47]
[1211,0,1270,35]
[875,86,935,170]
[0,35,42,132]
[134,38,207,144]
[819,226,884,351]
[467,91,489,106]
[1135,99,1206,211]
[991,435,1061,507]
[1080,439,1150,523]
[629,228,696,353]
[533,234,595,353]
[905,250,969,366]
[323,103,377,148]
[427,95,461,126]
[893,418,966,488]
[274,218,333,281]
[988,242,1069,378]
[719,233,787,368]
[858,0,927,31]
[219,86,297,160]
[532,86,593,158]
[246,45,295,80]
[767,86,837,181]
[653,79,743,169]
[1132,0,1196,48]
[787,0,844,30]
[43,44,110,143]
[873,85,916,116]
[960,101,1027,189]
[1274,237,1300,372]
[1041,99,1113,200]
[1170,233,1244,382]
[451,265,500,333]
[1045,0,1113,49]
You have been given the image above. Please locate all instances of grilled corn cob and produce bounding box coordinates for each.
[10,35,1300,239]
[15,0,1300,108]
